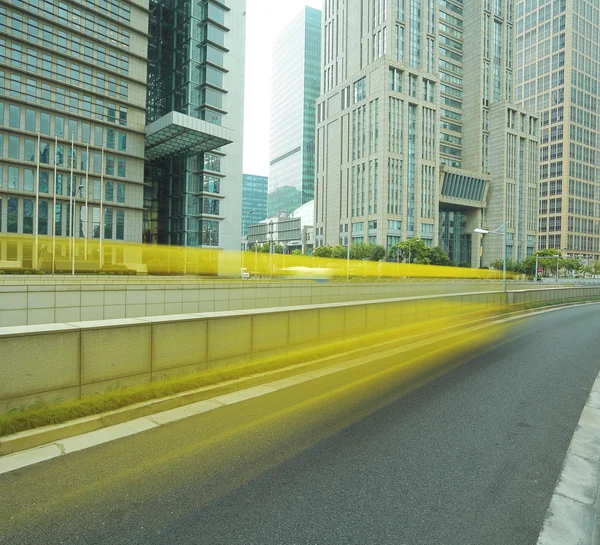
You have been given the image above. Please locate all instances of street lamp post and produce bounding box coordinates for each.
[269,220,274,279]
[346,230,351,282]
[255,239,258,278]
[475,222,507,292]
[242,210,255,276]
[72,184,84,276]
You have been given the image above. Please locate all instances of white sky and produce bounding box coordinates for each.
[242,0,322,177]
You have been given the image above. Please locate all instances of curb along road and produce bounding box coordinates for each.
[0,312,515,474]
[0,309,510,458]
[537,371,600,545]
[1,303,599,487]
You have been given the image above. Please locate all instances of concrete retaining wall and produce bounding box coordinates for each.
[0,279,548,327]
[1,287,599,414]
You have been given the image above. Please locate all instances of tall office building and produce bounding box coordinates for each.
[241,173,268,238]
[268,6,321,217]
[0,0,149,266]
[515,0,600,262]
[144,0,246,250]
[315,0,539,267]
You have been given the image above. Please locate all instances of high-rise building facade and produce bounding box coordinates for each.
[0,0,149,266]
[314,0,539,267]
[268,6,321,217]
[515,0,600,261]
[241,173,268,237]
[144,0,246,250]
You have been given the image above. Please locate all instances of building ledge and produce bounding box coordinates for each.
[439,166,489,209]
[145,112,233,161]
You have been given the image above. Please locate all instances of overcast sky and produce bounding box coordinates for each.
[242,0,322,177]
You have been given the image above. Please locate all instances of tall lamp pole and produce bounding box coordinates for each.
[34,132,41,270]
[269,220,274,279]
[242,209,255,275]
[347,183,352,282]
[52,134,58,275]
[72,185,83,276]
[255,239,258,277]
[475,222,507,292]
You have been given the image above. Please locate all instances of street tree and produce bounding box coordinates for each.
[429,246,453,266]
[331,245,348,259]
[400,238,431,264]
[313,246,333,258]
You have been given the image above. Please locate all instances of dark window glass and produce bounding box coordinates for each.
[116,210,124,240]
[23,199,34,234]
[7,197,18,233]
[38,201,48,235]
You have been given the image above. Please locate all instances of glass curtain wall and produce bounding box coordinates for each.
[146,0,228,246]
[439,209,472,265]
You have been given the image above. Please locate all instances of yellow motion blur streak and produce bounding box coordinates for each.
[0,320,511,529]
[0,233,512,280]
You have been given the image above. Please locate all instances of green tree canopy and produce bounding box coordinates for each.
[349,242,386,261]
[388,239,445,264]
[429,246,454,267]
[254,243,284,254]
[313,246,333,258]
[370,244,387,262]
[331,245,348,259]
[388,238,431,264]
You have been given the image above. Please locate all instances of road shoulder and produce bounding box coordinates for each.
[537,373,600,545]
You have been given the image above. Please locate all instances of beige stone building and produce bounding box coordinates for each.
[515,0,600,262]
[314,0,539,267]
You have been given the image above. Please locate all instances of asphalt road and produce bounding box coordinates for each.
[1,304,599,545]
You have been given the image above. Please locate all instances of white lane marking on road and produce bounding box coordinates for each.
[537,374,600,545]
[213,385,277,405]
[148,399,225,426]
[57,418,159,455]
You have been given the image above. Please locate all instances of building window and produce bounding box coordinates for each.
[116,209,124,240]
[91,206,100,238]
[117,183,125,203]
[8,136,19,159]
[105,209,113,240]
[9,104,20,128]
[54,202,62,237]
[24,169,35,191]
[40,172,49,193]
[106,155,114,176]
[40,142,50,164]
[105,181,113,201]
[39,201,48,235]
[201,220,219,246]
[7,197,18,233]
[25,108,36,132]
[24,140,35,162]
[354,77,367,103]
[23,199,34,234]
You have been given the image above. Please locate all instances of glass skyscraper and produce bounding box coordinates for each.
[144,0,246,250]
[268,6,321,217]
[241,174,267,237]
